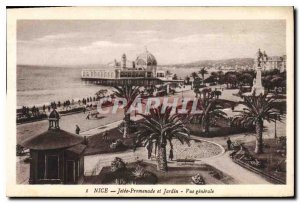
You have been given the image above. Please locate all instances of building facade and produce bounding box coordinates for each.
[266,55,286,72]
[81,49,166,80]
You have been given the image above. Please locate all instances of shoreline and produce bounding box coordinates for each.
[16,85,193,124]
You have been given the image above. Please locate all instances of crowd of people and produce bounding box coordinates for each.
[17,91,116,123]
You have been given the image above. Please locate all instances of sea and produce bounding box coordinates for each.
[17,65,208,108]
[17,65,105,107]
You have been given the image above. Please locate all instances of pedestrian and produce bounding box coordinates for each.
[75,125,80,135]
[83,107,86,114]
[169,149,174,161]
[103,130,108,140]
[227,137,232,151]
[86,112,90,120]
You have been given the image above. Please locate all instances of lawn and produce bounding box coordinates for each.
[187,117,254,138]
[84,127,137,155]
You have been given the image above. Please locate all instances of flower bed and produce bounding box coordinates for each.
[96,159,158,185]
[230,139,286,184]
[166,139,223,160]
[84,161,235,185]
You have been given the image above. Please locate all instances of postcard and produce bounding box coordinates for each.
[6,6,294,197]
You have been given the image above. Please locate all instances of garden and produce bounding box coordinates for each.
[84,157,236,185]
[230,137,286,184]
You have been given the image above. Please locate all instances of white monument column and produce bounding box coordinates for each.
[253,66,265,95]
[251,49,265,95]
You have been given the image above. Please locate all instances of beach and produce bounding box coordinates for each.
[17,65,112,107]
[17,65,211,108]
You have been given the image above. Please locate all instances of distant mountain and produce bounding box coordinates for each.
[19,58,255,70]
[162,58,254,68]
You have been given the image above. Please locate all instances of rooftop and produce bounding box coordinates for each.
[21,116,83,151]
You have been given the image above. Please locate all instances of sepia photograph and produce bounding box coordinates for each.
[6,6,294,197]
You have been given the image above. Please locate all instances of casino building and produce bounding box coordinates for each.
[81,49,175,86]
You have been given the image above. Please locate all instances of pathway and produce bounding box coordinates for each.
[201,152,271,184]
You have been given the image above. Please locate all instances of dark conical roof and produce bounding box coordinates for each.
[49,109,60,119]
[21,129,83,150]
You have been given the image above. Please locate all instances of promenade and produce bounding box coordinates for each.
[17,85,193,143]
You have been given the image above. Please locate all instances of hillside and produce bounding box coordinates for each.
[163,58,254,68]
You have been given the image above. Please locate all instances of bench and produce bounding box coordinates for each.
[176,159,195,165]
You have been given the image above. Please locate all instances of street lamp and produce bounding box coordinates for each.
[274,115,277,139]
[274,113,280,139]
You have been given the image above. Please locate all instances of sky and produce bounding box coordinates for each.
[17,20,286,67]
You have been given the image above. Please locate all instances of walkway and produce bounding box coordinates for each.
[201,152,271,184]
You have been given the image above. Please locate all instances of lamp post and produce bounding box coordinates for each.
[274,115,277,139]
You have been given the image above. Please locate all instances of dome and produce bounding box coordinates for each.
[136,49,157,66]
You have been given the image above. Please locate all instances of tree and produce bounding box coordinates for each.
[271,76,284,89]
[172,74,178,80]
[184,76,190,85]
[201,88,212,99]
[194,93,227,135]
[145,85,155,97]
[191,72,199,80]
[216,71,225,84]
[113,85,140,138]
[194,87,200,98]
[239,73,254,86]
[204,75,217,84]
[198,68,208,82]
[238,92,279,154]
[96,89,108,100]
[214,90,222,99]
[135,106,190,172]
[224,72,238,88]
[262,75,274,92]
[193,78,203,98]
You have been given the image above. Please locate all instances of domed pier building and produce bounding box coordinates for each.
[81,49,182,86]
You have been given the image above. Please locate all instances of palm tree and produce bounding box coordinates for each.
[193,77,203,98]
[135,106,190,172]
[184,76,190,85]
[238,92,279,154]
[172,74,178,80]
[198,68,208,82]
[95,89,108,100]
[113,85,140,138]
[191,72,199,80]
[194,93,227,135]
